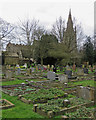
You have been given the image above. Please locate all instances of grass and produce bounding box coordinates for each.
[1,72,95,119]
[2,93,44,118]
[13,74,26,78]
[1,79,26,86]
[1,78,48,86]
[68,80,95,87]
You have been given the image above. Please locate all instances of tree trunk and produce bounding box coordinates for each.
[41,57,43,66]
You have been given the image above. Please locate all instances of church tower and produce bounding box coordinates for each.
[63,9,77,53]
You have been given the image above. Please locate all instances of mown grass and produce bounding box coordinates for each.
[1,78,48,86]
[2,93,45,118]
[68,80,95,87]
[1,79,26,86]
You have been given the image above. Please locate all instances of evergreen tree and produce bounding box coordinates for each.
[83,36,94,65]
[33,34,58,65]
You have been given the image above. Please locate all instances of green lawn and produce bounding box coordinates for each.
[1,78,48,86]
[2,93,44,118]
[68,80,95,87]
[1,79,26,86]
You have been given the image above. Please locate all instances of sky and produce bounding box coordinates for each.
[0,0,95,36]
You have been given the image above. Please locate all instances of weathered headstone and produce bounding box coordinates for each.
[77,86,94,101]
[58,74,68,83]
[5,70,12,79]
[72,63,76,71]
[77,68,84,76]
[83,68,88,74]
[16,68,21,75]
[65,70,72,79]
[47,71,56,80]
[26,68,30,75]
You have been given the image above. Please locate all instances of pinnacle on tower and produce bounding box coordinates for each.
[69,9,71,18]
[67,9,73,30]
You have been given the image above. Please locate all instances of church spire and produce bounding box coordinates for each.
[69,9,71,18]
[66,9,73,31]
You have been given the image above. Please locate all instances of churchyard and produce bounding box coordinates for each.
[0,64,96,119]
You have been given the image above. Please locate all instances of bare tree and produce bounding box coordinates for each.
[17,19,45,45]
[13,19,46,62]
[51,16,65,43]
[73,17,86,50]
[0,18,14,50]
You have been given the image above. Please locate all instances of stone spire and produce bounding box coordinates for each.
[66,9,73,31]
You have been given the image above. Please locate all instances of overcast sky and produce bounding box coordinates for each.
[0,0,94,36]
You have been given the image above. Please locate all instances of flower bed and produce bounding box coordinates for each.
[63,106,94,118]
[2,86,36,96]
[0,99,15,109]
[19,88,66,104]
[34,97,94,118]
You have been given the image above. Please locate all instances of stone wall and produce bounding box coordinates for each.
[4,56,19,65]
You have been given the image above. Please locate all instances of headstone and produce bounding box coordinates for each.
[83,68,88,74]
[58,74,68,83]
[72,63,76,71]
[77,86,94,101]
[77,68,84,76]
[26,68,30,75]
[16,64,21,75]
[66,64,71,70]
[65,70,72,79]
[5,70,12,79]
[47,71,56,80]
[17,68,20,75]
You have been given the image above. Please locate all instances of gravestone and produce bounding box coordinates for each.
[5,70,12,79]
[77,68,84,76]
[47,71,56,80]
[16,68,21,75]
[83,68,88,74]
[72,63,76,71]
[65,70,72,79]
[58,74,68,83]
[26,68,31,75]
[77,86,94,101]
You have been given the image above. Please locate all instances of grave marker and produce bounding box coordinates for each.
[77,86,94,101]
[65,70,72,79]
[5,70,12,79]
[77,68,84,76]
[47,71,56,80]
[58,74,68,83]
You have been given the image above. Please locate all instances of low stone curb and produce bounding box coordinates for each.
[33,101,94,118]
[0,99,15,109]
